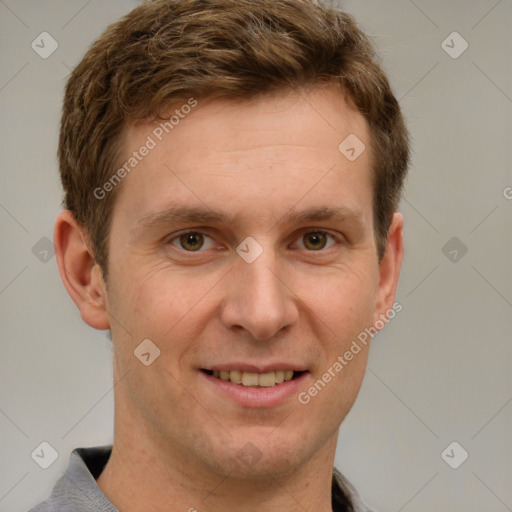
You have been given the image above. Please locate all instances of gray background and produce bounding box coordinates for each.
[1,1,511,511]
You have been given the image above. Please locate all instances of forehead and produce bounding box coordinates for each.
[113,87,373,229]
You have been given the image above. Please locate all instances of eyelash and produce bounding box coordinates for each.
[166,229,341,253]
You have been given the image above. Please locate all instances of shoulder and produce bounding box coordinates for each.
[27,502,54,512]
[27,446,116,512]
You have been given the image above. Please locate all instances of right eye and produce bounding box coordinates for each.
[168,231,217,252]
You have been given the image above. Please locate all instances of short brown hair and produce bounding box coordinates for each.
[59,0,410,277]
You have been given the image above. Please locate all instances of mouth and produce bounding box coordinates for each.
[200,369,306,388]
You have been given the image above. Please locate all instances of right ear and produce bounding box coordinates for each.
[53,210,110,330]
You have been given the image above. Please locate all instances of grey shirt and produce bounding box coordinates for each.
[29,446,375,512]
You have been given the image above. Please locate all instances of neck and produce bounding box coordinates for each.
[97,412,338,512]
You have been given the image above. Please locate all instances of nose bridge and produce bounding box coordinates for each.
[220,241,298,340]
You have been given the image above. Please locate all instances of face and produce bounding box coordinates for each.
[101,87,399,479]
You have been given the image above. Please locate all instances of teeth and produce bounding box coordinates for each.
[210,369,299,387]
[229,370,242,384]
[242,372,259,386]
[258,372,276,387]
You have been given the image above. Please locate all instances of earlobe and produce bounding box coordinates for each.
[374,212,404,325]
[54,210,110,330]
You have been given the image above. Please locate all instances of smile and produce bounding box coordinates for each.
[201,369,305,387]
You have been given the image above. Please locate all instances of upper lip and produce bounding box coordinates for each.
[203,363,308,373]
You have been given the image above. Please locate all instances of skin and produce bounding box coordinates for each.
[54,86,404,512]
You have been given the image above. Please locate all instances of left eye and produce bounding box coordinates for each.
[295,231,337,251]
[169,232,217,252]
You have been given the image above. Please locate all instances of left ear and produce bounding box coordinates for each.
[373,212,404,324]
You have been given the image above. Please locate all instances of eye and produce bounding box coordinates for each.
[295,230,337,251]
[169,231,216,252]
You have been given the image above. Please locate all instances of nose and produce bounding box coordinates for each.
[219,248,299,341]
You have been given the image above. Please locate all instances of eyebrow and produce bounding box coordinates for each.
[291,206,365,226]
[136,205,366,233]
[137,206,232,231]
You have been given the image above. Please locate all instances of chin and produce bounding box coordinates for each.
[213,429,313,479]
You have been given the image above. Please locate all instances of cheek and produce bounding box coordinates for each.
[110,260,191,327]
[301,265,377,408]
[308,265,378,339]
[297,276,375,430]
[118,265,222,358]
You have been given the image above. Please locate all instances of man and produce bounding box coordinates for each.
[31,0,409,510]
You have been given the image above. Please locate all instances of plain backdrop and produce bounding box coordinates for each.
[1,1,511,511]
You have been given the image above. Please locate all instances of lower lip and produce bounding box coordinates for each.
[200,371,308,408]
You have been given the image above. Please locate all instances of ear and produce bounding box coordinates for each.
[373,212,404,325]
[54,210,110,330]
